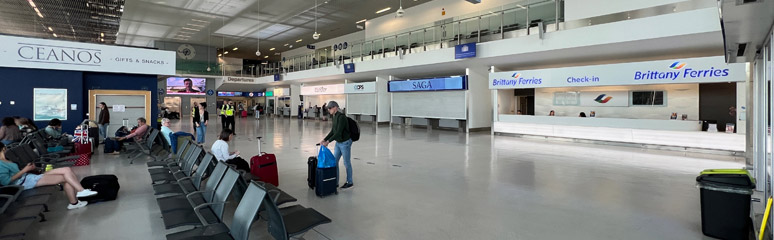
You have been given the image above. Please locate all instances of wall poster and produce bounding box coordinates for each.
[33,88,68,121]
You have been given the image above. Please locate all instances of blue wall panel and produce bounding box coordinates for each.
[0,67,84,132]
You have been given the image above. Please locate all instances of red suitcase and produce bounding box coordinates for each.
[241,110,248,118]
[250,137,278,186]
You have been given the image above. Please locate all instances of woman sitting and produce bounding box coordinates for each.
[0,143,98,210]
[0,117,22,145]
[210,129,249,172]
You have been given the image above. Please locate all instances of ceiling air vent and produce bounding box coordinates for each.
[736,43,747,57]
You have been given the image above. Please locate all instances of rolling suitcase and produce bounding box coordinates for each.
[241,110,248,118]
[315,167,338,197]
[250,137,279,186]
[307,156,317,189]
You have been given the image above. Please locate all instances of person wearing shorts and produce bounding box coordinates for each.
[0,143,98,210]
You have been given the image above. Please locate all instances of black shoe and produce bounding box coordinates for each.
[340,183,354,189]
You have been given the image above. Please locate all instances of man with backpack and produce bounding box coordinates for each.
[320,101,359,190]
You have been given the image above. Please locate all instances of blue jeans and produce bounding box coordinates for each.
[196,125,206,143]
[333,139,353,184]
[99,124,108,141]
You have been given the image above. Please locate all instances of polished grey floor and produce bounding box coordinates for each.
[26,115,743,240]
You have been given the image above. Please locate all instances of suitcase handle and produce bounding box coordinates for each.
[256,137,263,156]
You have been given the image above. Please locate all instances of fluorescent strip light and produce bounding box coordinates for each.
[232,47,238,51]
[191,19,208,23]
[264,56,268,58]
[376,7,391,14]
[269,48,275,51]
[218,54,222,56]
[181,27,200,31]
[186,23,206,28]
[27,0,36,8]
[47,27,52,31]
[34,8,43,18]
[224,51,229,54]
[356,19,367,24]
[283,44,289,46]
[296,39,302,42]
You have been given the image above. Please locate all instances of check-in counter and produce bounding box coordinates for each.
[494,115,745,152]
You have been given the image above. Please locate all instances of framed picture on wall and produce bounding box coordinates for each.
[33,88,68,121]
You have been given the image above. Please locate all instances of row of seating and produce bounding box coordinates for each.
[145,138,332,240]
[0,185,59,239]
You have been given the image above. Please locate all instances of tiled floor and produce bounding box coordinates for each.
[26,116,743,239]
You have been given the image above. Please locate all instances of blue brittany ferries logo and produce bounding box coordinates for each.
[492,72,542,86]
[634,62,729,81]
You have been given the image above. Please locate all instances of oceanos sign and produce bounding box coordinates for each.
[488,56,746,89]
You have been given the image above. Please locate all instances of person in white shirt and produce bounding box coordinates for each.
[160,118,173,146]
[210,129,249,172]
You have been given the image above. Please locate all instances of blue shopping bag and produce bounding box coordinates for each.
[317,145,336,168]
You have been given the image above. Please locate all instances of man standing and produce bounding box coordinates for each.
[97,102,110,143]
[320,101,354,190]
[225,101,236,135]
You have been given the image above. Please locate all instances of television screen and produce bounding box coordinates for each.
[218,92,242,97]
[167,77,206,95]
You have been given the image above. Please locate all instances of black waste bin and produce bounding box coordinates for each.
[696,169,756,240]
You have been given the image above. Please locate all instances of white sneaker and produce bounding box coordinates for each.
[76,189,98,198]
[67,200,88,210]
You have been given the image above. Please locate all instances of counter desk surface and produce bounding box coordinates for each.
[495,115,744,152]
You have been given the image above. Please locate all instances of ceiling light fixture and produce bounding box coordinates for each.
[225,51,229,54]
[355,19,366,24]
[396,0,405,17]
[187,23,206,28]
[312,0,320,40]
[218,53,222,57]
[52,33,57,37]
[283,43,289,46]
[181,27,200,31]
[296,39,302,42]
[191,19,208,23]
[264,56,268,58]
[100,32,104,37]
[47,27,52,31]
[376,7,391,14]
[269,48,275,51]
[233,47,238,51]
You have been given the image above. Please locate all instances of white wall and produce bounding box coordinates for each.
[365,0,522,40]
[467,67,493,130]
[564,0,687,21]
[281,31,366,58]
[376,76,391,122]
[219,57,243,72]
[305,94,347,112]
[530,83,699,120]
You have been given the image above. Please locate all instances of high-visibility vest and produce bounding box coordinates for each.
[191,106,196,115]
[220,104,226,115]
[225,105,235,116]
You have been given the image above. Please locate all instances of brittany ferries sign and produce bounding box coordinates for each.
[0,35,176,75]
[489,56,747,89]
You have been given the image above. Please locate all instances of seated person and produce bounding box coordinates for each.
[112,117,150,154]
[210,129,249,172]
[0,142,98,210]
[160,118,173,146]
[44,118,70,140]
[0,117,22,145]
[15,117,38,134]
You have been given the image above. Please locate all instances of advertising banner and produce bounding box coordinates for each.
[345,82,376,94]
[301,84,345,95]
[489,56,747,89]
[389,76,468,92]
[579,91,629,107]
[0,35,175,75]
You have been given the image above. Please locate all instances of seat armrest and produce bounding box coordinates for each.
[192,202,228,226]
[185,190,211,200]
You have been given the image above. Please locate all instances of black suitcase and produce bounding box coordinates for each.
[79,175,120,203]
[307,156,317,189]
[315,167,338,197]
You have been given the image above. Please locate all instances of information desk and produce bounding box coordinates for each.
[495,115,744,152]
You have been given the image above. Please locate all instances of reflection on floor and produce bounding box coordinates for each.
[26,116,743,240]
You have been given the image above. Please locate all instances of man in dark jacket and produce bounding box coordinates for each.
[98,102,110,143]
[320,101,354,189]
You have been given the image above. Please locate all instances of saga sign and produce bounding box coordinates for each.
[17,44,102,65]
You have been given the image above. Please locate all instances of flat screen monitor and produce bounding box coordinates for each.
[218,92,242,97]
[167,77,206,95]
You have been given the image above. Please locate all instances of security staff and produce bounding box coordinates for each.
[225,101,236,135]
[220,101,228,130]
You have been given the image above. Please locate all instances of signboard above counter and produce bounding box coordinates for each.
[388,76,468,92]
[489,56,748,89]
[300,84,345,95]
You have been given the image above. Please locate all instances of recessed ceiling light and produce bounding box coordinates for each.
[47,27,52,31]
[269,48,275,51]
[191,19,208,23]
[296,39,302,42]
[34,8,43,18]
[224,51,229,54]
[100,32,104,37]
[376,7,391,14]
[232,47,238,51]
[181,27,200,31]
[187,23,206,28]
[264,56,268,58]
[283,44,289,46]
[356,19,366,24]
[218,53,222,57]
[100,38,104,42]
[52,33,57,37]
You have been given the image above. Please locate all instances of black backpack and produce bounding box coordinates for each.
[347,117,360,142]
[79,175,120,203]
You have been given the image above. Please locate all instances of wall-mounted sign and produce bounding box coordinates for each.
[345,82,376,94]
[0,34,175,75]
[273,88,289,96]
[578,91,629,107]
[217,92,242,97]
[274,74,281,81]
[388,76,468,92]
[265,91,274,97]
[241,92,264,97]
[344,63,355,73]
[455,42,476,59]
[300,84,345,95]
[224,76,258,84]
[489,56,747,89]
[206,89,215,96]
[307,45,316,50]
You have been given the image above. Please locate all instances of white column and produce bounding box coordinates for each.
[466,67,493,132]
[290,84,301,117]
[376,75,391,123]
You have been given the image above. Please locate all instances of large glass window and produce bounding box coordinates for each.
[632,91,665,106]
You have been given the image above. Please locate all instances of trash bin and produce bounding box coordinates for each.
[696,169,756,240]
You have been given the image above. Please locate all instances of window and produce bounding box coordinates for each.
[631,91,665,106]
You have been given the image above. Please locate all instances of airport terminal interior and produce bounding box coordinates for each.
[0,0,773,239]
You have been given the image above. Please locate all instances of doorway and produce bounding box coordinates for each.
[514,88,535,115]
